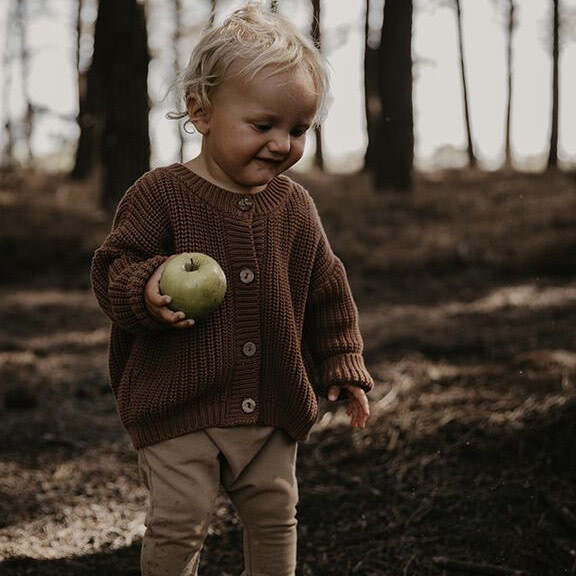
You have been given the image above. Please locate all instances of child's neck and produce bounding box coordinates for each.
[183,156,267,195]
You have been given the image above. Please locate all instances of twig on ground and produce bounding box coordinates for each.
[432,556,528,576]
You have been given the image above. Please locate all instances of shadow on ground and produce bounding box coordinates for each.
[1,168,576,575]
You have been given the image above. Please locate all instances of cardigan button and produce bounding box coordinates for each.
[239,268,255,284]
[241,398,257,414]
[242,342,257,357]
[238,196,254,211]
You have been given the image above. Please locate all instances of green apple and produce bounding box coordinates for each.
[159,252,227,319]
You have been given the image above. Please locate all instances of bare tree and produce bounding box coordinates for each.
[490,0,516,168]
[373,0,414,191]
[15,0,34,164]
[90,0,151,212]
[363,0,380,173]
[173,0,185,163]
[454,0,476,168]
[501,0,516,168]
[71,0,96,180]
[1,0,16,168]
[209,0,217,27]
[505,0,515,167]
[75,0,82,71]
[547,0,560,169]
[310,0,324,170]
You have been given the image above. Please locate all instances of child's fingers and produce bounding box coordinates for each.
[165,309,195,329]
[149,305,194,329]
[145,263,168,304]
[327,385,341,402]
[349,403,365,428]
[346,387,370,428]
[143,257,193,328]
[328,385,370,428]
[348,386,370,414]
[149,291,172,308]
[151,300,194,328]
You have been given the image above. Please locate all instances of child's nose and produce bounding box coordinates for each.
[268,131,291,154]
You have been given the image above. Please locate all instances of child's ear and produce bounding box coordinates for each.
[186,95,211,135]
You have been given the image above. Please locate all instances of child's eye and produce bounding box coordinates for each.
[254,123,272,132]
[290,126,309,138]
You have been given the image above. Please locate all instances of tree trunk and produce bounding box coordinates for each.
[1,0,15,168]
[311,0,324,170]
[547,0,560,169]
[70,0,97,181]
[16,0,34,164]
[455,0,476,167]
[173,0,185,163]
[363,0,381,173]
[504,0,515,168]
[209,0,217,27]
[91,0,151,213]
[374,0,414,191]
[71,68,98,180]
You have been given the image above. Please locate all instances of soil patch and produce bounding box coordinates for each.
[1,168,575,575]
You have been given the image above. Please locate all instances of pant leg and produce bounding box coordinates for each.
[217,428,299,576]
[138,431,221,576]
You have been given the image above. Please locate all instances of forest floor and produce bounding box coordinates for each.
[0,167,575,576]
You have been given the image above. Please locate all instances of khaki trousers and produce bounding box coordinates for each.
[138,426,299,576]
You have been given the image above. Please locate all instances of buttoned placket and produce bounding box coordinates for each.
[237,196,254,212]
[239,267,255,284]
[230,197,261,420]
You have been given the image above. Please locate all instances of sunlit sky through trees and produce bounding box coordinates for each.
[0,0,575,172]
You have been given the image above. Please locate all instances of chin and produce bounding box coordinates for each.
[244,172,278,187]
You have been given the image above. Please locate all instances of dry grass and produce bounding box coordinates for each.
[1,167,576,575]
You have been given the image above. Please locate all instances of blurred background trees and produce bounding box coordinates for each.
[89,0,150,212]
[0,0,573,211]
[70,0,150,211]
[453,0,477,169]
[503,0,516,169]
[370,0,414,191]
[548,0,560,169]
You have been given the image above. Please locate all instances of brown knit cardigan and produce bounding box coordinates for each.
[91,164,373,448]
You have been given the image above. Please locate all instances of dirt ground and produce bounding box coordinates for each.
[0,167,575,576]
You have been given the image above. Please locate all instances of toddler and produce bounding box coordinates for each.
[91,4,373,576]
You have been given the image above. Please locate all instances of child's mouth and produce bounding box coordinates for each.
[256,156,283,165]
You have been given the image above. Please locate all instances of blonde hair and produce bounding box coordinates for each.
[169,3,330,125]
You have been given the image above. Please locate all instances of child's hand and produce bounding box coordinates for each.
[144,258,195,329]
[327,385,370,429]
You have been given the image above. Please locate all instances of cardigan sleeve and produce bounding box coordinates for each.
[90,173,173,333]
[302,198,373,396]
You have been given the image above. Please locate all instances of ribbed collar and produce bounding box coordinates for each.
[165,163,292,216]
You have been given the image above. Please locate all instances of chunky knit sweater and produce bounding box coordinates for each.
[91,164,373,448]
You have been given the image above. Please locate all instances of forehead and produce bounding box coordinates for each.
[215,64,319,119]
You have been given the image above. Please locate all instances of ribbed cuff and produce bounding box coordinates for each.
[316,353,374,395]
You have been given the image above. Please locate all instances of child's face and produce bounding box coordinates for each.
[191,66,318,194]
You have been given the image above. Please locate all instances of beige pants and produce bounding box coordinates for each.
[138,426,299,576]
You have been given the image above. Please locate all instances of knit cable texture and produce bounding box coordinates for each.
[91,164,373,448]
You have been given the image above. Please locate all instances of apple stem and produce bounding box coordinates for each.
[184,258,199,273]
